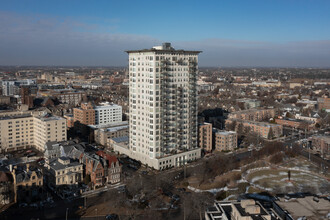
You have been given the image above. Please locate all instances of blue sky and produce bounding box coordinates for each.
[1,0,330,67]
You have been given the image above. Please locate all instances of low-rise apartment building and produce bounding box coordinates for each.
[94,102,122,125]
[198,122,213,152]
[215,130,237,152]
[236,98,261,109]
[73,102,95,125]
[73,102,123,127]
[275,117,311,130]
[0,112,67,152]
[295,114,320,124]
[310,135,330,158]
[317,97,330,111]
[91,121,129,147]
[226,118,283,139]
[228,108,276,122]
[39,89,85,106]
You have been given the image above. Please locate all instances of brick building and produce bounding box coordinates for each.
[228,108,276,121]
[275,118,311,130]
[226,118,283,139]
[215,130,237,152]
[318,97,330,111]
[310,135,330,158]
[73,102,96,125]
[198,122,213,152]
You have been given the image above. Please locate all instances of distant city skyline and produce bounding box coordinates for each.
[1,0,330,67]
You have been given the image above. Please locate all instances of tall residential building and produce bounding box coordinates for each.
[123,43,201,170]
[94,102,122,125]
[198,122,213,152]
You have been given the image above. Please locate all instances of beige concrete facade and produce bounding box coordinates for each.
[124,43,201,170]
[0,111,67,152]
[215,130,237,152]
[46,157,83,186]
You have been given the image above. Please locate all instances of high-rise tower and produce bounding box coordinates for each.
[124,43,201,170]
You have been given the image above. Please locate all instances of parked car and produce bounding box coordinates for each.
[105,214,119,220]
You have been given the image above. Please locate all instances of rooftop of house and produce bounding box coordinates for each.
[48,157,82,171]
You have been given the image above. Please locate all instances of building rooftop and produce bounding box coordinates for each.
[35,114,65,121]
[111,136,129,143]
[126,43,202,54]
[88,121,129,130]
[94,102,122,110]
[216,130,237,135]
[0,114,33,121]
[48,157,81,171]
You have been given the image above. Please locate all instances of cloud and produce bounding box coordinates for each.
[0,11,330,67]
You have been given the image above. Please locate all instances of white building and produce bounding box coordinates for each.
[94,102,122,125]
[121,43,201,170]
[2,79,36,96]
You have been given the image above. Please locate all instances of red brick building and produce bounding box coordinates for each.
[275,118,311,130]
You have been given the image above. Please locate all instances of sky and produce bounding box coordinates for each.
[1,0,330,67]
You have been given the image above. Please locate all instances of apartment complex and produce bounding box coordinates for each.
[236,98,261,109]
[317,97,330,110]
[226,118,283,139]
[73,102,122,126]
[0,112,67,152]
[228,108,276,121]
[2,79,36,96]
[73,102,96,125]
[39,89,84,106]
[91,121,129,147]
[310,135,330,158]
[198,122,213,152]
[275,118,311,130]
[215,130,237,151]
[123,43,201,170]
[94,102,122,125]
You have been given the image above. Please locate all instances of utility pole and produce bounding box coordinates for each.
[66,208,69,220]
[184,164,187,179]
[183,200,186,220]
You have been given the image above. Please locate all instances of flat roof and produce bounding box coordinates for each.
[216,130,236,135]
[0,114,33,120]
[36,115,65,121]
[94,104,122,110]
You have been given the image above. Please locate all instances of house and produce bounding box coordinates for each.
[46,157,83,187]
[11,164,43,203]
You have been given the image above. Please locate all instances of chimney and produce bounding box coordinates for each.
[9,164,13,172]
